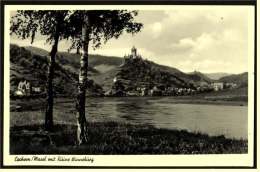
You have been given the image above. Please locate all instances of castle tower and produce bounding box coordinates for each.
[131,46,137,58]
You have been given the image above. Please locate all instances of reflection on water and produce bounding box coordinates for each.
[82,97,247,139]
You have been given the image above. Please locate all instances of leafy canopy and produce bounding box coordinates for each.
[10,10,73,45]
[65,10,143,51]
[10,10,143,50]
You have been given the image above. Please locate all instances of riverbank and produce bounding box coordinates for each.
[10,122,247,154]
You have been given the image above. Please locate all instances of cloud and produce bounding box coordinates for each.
[10,6,253,73]
[176,59,233,73]
[170,37,196,53]
[150,22,162,38]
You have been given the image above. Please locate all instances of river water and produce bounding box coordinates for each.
[83,97,247,139]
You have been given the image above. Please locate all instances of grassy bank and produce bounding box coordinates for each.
[10,122,247,154]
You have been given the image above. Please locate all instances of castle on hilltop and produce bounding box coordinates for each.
[126,46,142,59]
[121,46,142,66]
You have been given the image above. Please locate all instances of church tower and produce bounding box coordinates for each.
[131,46,137,58]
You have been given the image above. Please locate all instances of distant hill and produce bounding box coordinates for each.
[13,45,248,95]
[218,72,248,87]
[152,63,212,84]
[100,57,218,92]
[19,45,216,92]
[116,58,191,90]
[10,44,103,97]
[25,46,123,74]
[90,58,217,92]
[188,71,213,83]
[204,72,231,80]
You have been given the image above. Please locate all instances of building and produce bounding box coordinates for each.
[211,82,224,91]
[224,82,237,89]
[32,87,41,93]
[15,79,45,97]
[149,86,162,96]
[15,80,31,96]
[122,46,142,64]
[140,87,148,96]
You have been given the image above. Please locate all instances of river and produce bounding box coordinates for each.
[83,97,247,139]
[11,96,247,140]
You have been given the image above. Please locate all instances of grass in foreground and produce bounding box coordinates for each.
[10,122,247,154]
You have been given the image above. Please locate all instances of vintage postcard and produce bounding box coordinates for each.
[0,1,257,169]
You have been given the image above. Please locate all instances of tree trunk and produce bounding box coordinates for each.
[45,34,59,131]
[76,15,90,145]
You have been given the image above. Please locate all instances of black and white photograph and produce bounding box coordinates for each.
[1,2,256,168]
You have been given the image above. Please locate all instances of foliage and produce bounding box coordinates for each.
[219,72,248,87]
[10,44,103,97]
[10,10,73,45]
[117,58,191,90]
[68,10,143,51]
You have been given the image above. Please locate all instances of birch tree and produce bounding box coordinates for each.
[69,10,143,144]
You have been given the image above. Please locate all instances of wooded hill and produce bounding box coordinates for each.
[219,72,248,87]
[10,44,248,97]
[10,44,103,97]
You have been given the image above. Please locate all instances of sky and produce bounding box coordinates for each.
[10,6,254,74]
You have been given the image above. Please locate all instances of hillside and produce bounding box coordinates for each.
[10,44,103,97]
[116,58,191,90]
[24,46,124,92]
[219,72,248,87]
[204,72,231,80]
[12,45,248,97]
[90,58,216,92]
[24,46,213,87]
[25,46,123,74]
[90,67,120,91]
[188,71,213,83]
[101,57,219,94]
[149,63,212,84]
[18,45,217,93]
